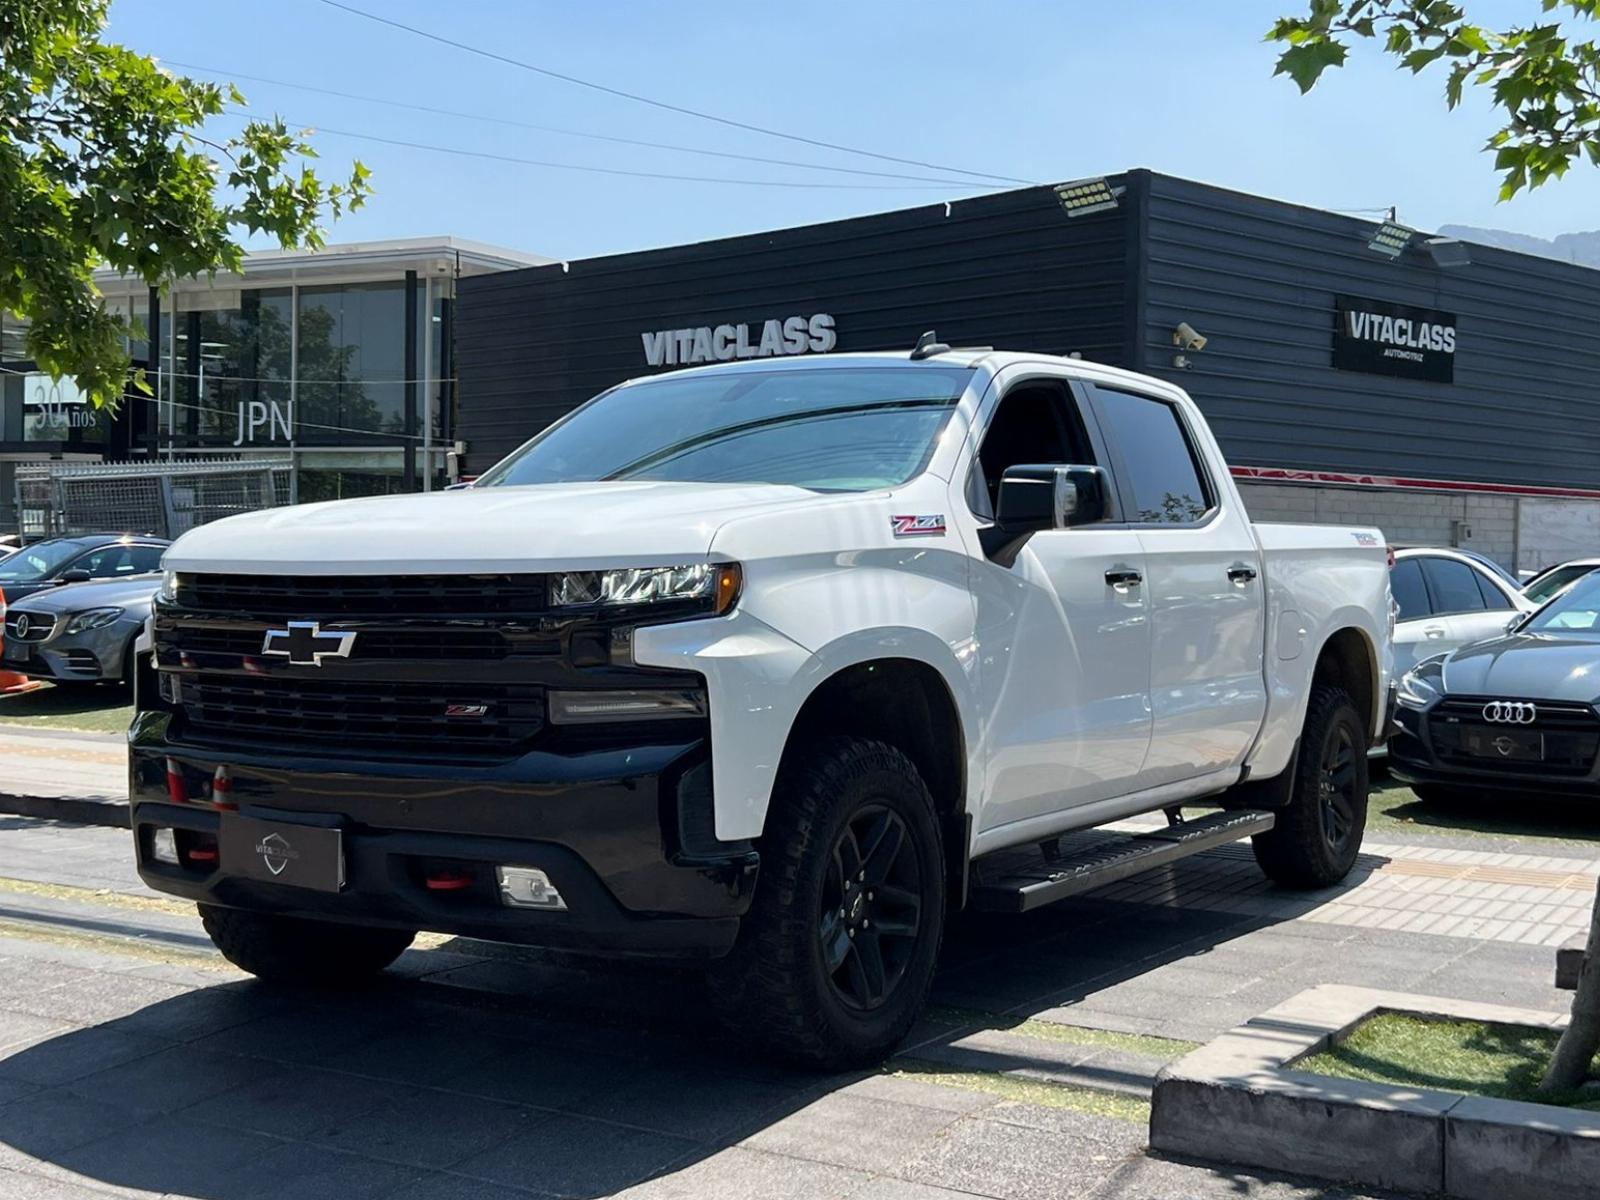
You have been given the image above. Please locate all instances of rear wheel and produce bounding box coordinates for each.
[1252,685,1368,888]
[709,736,945,1070]
[199,905,415,985]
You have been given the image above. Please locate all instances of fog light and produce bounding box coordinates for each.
[150,828,179,865]
[496,867,567,911]
[548,688,707,725]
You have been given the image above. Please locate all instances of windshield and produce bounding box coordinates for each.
[478,366,974,492]
[1524,563,1598,606]
[1527,570,1600,633]
[0,539,84,584]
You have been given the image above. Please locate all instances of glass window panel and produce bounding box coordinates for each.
[1094,387,1212,524]
[298,282,407,441]
[1390,558,1430,621]
[1421,556,1488,615]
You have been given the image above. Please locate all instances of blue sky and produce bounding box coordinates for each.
[107,0,1600,260]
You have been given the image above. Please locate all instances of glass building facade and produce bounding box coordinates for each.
[1,238,547,531]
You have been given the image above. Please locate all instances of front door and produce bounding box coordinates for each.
[960,373,1153,836]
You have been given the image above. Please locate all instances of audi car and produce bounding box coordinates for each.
[1390,568,1600,800]
[2,573,163,685]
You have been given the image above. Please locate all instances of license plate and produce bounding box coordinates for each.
[220,814,344,892]
[1462,728,1545,763]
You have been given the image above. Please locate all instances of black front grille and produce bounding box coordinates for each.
[175,675,544,758]
[157,623,554,662]
[176,573,547,617]
[4,613,55,642]
[1429,697,1600,776]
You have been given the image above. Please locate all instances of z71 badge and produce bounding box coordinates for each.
[891,514,947,538]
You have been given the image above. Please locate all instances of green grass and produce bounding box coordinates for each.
[890,1060,1151,1123]
[923,1005,1201,1061]
[1366,773,1600,847]
[0,681,133,733]
[1299,1012,1600,1109]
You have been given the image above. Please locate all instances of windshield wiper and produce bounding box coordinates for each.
[602,398,954,481]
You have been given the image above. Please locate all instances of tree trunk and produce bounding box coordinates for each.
[1540,879,1600,1094]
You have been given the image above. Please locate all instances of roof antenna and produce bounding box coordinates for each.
[910,330,951,360]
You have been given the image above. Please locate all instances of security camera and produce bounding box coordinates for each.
[1173,322,1208,352]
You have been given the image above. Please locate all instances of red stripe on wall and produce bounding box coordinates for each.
[1230,466,1600,502]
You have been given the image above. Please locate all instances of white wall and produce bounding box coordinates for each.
[1236,481,1529,571]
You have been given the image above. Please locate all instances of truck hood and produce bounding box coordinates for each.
[162,481,832,573]
[1441,632,1600,703]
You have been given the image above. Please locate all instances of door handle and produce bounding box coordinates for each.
[1424,626,1447,639]
[1227,564,1258,584]
[1105,566,1143,588]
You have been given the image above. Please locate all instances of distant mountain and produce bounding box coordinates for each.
[1438,224,1600,268]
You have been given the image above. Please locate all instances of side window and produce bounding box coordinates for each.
[1472,569,1514,611]
[971,382,1091,517]
[1094,388,1212,524]
[1389,559,1430,621]
[66,547,116,578]
[1421,557,1488,615]
[126,546,165,575]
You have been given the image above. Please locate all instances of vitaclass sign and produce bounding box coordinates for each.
[1333,295,1456,383]
[641,313,836,366]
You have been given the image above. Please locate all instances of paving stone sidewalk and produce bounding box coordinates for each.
[0,813,1576,1198]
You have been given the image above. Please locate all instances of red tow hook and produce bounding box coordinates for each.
[423,870,474,891]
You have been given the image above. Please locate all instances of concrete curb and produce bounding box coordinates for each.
[1150,984,1596,1200]
[1556,933,1585,990]
[0,791,129,828]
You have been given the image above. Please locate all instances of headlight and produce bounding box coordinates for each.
[156,570,180,602]
[65,607,125,634]
[1396,657,1446,709]
[550,563,741,615]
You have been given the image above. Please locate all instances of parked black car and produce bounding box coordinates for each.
[0,535,169,604]
[1391,569,1600,799]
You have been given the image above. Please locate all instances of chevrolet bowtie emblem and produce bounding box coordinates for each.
[261,621,356,667]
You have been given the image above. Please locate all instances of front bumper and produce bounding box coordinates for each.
[3,620,139,682]
[129,713,759,960]
[1388,701,1600,797]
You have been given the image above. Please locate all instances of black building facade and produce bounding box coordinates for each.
[457,171,1600,571]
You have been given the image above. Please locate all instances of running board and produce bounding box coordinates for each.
[968,809,1276,914]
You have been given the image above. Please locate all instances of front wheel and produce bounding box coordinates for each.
[1252,685,1369,888]
[709,736,946,1070]
[199,905,415,985]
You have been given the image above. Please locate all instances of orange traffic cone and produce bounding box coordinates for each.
[0,586,45,696]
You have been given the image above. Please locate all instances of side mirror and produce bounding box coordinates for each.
[982,464,1111,566]
[57,569,92,584]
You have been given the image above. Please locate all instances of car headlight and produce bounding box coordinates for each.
[156,570,180,602]
[1396,656,1447,709]
[550,563,741,615]
[65,607,125,634]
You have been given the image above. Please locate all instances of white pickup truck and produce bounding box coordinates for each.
[131,339,1392,1067]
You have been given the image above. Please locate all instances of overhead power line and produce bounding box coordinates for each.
[218,111,985,190]
[166,59,982,187]
[313,0,1034,187]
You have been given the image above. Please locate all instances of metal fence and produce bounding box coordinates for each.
[15,459,291,540]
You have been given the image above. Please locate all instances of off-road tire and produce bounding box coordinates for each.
[1252,685,1368,888]
[199,905,415,984]
[709,736,945,1070]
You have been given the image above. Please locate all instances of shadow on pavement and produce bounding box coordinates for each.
[0,847,1408,1198]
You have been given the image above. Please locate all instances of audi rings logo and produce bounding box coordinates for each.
[1482,701,1538,725]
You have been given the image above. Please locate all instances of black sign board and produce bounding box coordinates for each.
[1333,295,1456,383]
[221,813,344,892]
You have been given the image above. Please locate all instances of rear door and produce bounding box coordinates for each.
[1389,557,1443,676]
[1419,555,1517,653]
[1087,384,1267,788]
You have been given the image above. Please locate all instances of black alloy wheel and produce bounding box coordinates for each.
[1318,722,1360,854]
[818,805,924,1011]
